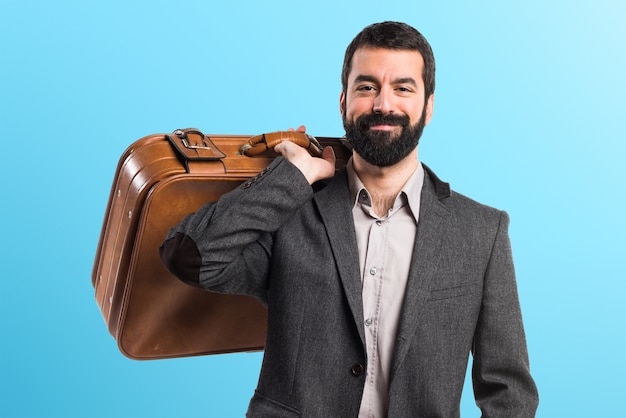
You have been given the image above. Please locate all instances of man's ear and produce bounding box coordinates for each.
[424,94,435,125]
[339,91,346,116]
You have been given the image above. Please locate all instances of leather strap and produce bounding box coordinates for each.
[167,128,227,161]
[167,128,227,173]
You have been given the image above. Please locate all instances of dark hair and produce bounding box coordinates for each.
[341,21,436,99]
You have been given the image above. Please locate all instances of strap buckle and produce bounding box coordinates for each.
[174,129,215,151]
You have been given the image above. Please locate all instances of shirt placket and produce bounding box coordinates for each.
[362,216,388,415]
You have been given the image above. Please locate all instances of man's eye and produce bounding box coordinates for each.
[357,85,376,91]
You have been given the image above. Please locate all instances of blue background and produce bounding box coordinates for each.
[2,1,624,416]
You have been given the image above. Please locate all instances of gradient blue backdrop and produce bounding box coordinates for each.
[2,1,624,416]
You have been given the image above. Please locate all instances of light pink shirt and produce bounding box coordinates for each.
[347,159,424,418]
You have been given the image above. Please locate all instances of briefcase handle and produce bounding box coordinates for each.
[239,131,324,157]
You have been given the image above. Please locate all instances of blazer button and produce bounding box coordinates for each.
[350,363,364,377]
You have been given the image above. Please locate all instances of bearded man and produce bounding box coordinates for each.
[160,21,538,417]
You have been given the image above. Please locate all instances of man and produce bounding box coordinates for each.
[160,21,538,417]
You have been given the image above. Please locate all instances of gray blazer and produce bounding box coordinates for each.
[160,157,538,417]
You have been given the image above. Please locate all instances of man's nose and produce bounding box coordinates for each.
[372,88,393,114]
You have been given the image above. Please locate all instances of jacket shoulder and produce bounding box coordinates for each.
[423,163,506,221]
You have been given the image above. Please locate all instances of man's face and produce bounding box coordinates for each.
[340,47,434,167]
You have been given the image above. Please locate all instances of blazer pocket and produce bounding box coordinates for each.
[428,282,481,301]
[247,391,301,417]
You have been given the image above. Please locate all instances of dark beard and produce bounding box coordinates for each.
[343,109,427,167]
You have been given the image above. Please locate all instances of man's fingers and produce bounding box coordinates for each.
[273,140,302,158]
[287,125,307,133]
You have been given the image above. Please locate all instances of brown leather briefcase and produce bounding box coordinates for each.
[92,128,350,360]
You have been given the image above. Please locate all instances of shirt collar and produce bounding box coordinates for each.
[346,157,424,219]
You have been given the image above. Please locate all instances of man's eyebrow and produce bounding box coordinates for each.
[393,77,418,86]
[353,74,378,84]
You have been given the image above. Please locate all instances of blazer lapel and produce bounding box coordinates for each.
[392,167,451,376]
[313,170,366,348]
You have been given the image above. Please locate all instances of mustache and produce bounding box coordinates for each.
[356,113,411,129]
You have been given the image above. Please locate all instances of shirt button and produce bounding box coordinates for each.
[351,363,364,377]
[369,267,377,276]
[365,318,372,327]
[376,220,383,226]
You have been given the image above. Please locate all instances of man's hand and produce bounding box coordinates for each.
[274,125,336,184]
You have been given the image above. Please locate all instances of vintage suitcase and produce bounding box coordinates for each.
[92,128,350,360]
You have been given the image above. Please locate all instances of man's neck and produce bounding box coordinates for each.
[352,149,419,216]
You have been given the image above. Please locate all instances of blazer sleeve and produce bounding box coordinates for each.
[159,157,314,302]
[472,211,539,417]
